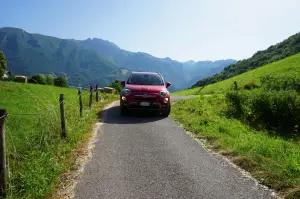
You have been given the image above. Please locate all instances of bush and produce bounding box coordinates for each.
[45,75,54,85]
[243,80,259,90]
[226,89,300,135]
[28,74,46,84]
[107,80,124,93]
[0,51,7,80]
[261,74,300,92]
[54,76,68,87]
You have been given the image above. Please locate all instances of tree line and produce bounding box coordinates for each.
[0,51,68,87]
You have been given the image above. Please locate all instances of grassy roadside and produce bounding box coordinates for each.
[171,95,300,198]
[0,81,118,199]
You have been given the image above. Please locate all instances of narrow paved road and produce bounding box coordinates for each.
[171,95,197,101]
[74,101,276,199]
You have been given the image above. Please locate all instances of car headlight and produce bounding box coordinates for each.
[160,90,168,97]
[122,88,131,96]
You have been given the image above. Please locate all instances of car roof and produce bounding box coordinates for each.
[131,71,160,75]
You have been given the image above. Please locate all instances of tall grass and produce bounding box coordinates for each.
[0,81,117,198]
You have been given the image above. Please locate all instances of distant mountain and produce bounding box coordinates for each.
[79,38,237,90]
[182,59,237,86]
[192,31,300,88]
[0,27,129,86]
[0,27,236,90]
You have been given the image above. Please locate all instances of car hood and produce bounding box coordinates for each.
[125,84,166,93]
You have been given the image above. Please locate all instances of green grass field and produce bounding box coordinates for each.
[0,81,117,199]
[171,54,300,198]
[174,53,300,96]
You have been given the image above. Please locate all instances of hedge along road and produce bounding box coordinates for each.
[74,97,277,199]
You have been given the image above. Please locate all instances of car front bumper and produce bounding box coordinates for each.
[123,102,169,111]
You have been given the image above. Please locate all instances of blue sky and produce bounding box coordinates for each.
[1,0,300,61]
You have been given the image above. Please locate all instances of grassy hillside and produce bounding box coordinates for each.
[171,54,300,198]
[174,53,300,96]
[192,31,300,88]
[0,81,117,198]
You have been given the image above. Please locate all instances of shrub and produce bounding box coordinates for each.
[107,80,124,93]
[243,80,259,90]
[45,75,54,85]
[0,51,7,80]
[28,74,46,84]
[54,76,68,87]
[261,74,300,92]
[226,88,300,135]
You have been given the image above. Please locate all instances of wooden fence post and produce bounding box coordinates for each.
[89,86,93,109]
[0,109,7,197]
[234,81,238,91]
[59,94,66,138]
[95,84,99,102]
[78,89,83,117]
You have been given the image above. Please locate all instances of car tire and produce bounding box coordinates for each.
[120,104,127,116]
[162,104,171,117]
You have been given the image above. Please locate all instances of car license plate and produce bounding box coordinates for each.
[140,102,150,106]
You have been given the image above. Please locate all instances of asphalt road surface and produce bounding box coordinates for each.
[171,95,197,101]
[74,100,276,199]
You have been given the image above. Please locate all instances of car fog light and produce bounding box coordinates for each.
[163,98,169,103]
[122,96,127,101]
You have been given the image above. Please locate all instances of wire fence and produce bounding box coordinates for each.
[0,83,115,198]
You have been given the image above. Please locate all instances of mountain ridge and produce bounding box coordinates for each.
[0,27,237,90]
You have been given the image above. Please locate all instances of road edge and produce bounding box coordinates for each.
[171,118,281,199]
[48,101,116,199]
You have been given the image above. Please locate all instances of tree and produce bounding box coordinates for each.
[45,75,54,85]
[107,80,124,92]
[0,51,7,80]
[54,76,68,87]
[28,74,46,84]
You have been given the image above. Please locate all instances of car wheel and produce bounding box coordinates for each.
[162,104,171,117]
[120,104,127,116]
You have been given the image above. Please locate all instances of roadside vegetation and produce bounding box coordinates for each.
[172,54,300,198]
[107,80,124,93]
[0,81,117,199]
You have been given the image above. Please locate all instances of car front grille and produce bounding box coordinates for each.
[128,102,162,110]
[132,94,158,102]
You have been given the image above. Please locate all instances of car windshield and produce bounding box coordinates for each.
[127,73,164,85]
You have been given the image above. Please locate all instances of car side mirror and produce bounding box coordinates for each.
[121,80,126,86]
[166,82,171,88]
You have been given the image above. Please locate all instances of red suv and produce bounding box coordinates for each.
[120,72,171,117]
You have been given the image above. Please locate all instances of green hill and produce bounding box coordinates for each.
[175,53,300,95]
[0,27,128,86]
[0,81,116,198]
[192,31,300,88]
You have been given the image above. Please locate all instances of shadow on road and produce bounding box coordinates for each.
[97,105,165,124]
